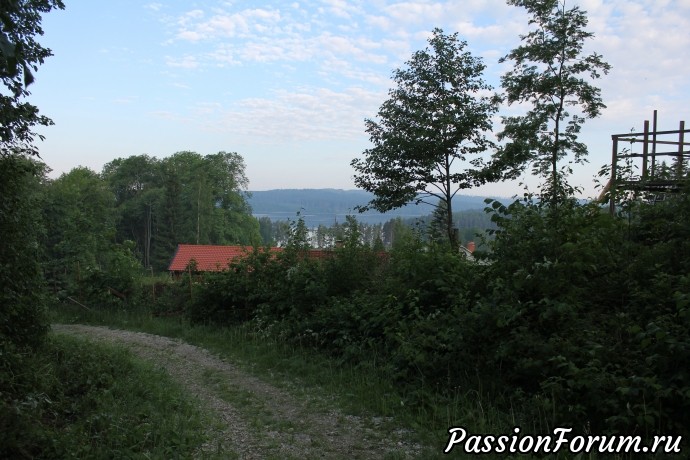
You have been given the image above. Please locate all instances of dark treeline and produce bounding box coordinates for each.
[39,151,259,304]
[258,209,496,249]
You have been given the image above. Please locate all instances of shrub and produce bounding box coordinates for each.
[476,197,690,436]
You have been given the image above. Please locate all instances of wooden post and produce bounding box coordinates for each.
[642,120,649,179]
[651,110,658,179]
[67,296,91,311]
[678,120,686,178]
[610,135,618,215]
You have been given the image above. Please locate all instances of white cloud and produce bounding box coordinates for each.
[384,2,445,24]
[365,14,392,30]
[321,0,362,19]
[177,30,204,41]
[145,3,162,12]
[320,58,390,87]
[216,35,315,64]
[165,55,200,69]
[201,86,383,142]
[317,33,386,64]
[588,0,690,121]
[148,110,192,123]
[206,46,242,66]
[175,8,282,41]
[193,102,223,116]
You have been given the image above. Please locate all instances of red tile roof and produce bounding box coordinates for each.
[168,244,387,272]
[168,244,280,272]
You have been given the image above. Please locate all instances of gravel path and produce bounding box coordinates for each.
[51,324,425,459]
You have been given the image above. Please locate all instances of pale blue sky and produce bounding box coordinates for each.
[29,0,690,198]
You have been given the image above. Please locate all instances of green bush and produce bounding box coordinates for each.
[476,197,690,436]
[1,334,206,459]
[187,247,283,325]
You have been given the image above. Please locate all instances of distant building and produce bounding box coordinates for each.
[459,241,476,260]
[168,244,279,275]
[168,244,345,276]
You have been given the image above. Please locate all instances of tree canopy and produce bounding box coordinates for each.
[497,0,610,203]
[351,28,497,248]
[99,151,258,270]
[0,0,64,155]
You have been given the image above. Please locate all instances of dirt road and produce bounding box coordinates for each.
[52,324,425,459]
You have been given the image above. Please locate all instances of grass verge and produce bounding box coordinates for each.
[1,330,212,459]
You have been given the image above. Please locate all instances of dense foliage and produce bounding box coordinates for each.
[0,156,49,395]
[38,151,260,309]
[179,194,690,440]
[258,209,494,250]
[101,151,260,270]
[0,0,64,154]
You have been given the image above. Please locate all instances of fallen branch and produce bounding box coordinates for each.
[67,296,91,311]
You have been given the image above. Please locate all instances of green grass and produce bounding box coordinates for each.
[1,331,214,459]
[49,304,527,459]
[45,305,672,459]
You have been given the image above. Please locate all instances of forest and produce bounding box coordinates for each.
[2,0,689,457]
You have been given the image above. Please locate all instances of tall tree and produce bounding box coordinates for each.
[0,0,64,418]
[43,167,118,285]
[203,151,258,245]
[351,28,497,248]
[497,0,610,204]
[0,0,64,156]
[150,151,259,267]
[102,155,163,268]
[428,199,451,246]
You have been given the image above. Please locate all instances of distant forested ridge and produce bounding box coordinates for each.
[248,189,506,226]
[252,190,500,249]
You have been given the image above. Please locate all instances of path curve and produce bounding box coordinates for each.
[52,324,423,459]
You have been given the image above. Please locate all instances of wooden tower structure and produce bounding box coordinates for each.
[605,111,689,214]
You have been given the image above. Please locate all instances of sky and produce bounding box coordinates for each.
[28,0,690,198]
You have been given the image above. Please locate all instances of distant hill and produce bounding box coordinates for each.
[247,189,507,226]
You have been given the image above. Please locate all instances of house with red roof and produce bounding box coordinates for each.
[168,244,391,277]
[167,244,278,274]
[167,244,341,275]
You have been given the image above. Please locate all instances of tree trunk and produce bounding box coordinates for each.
[144,203,151,268]
[196,184,201,244]
[445,155,457,250]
